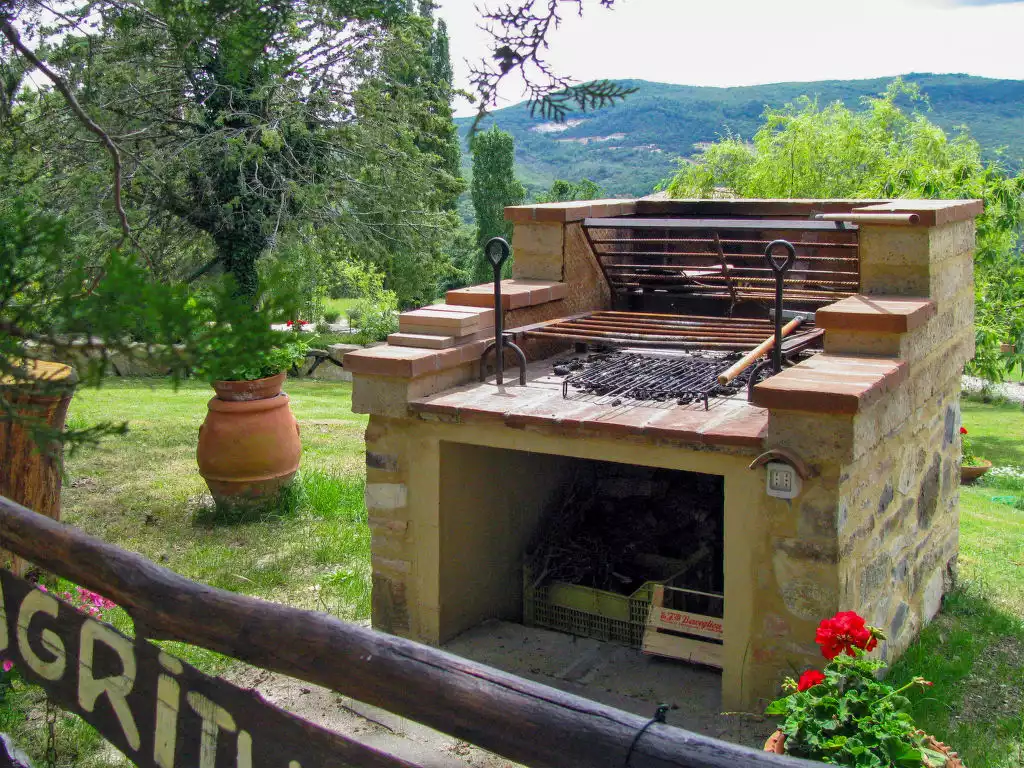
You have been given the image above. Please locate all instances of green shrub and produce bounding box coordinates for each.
[194,334,310,382]
[349,294,398,344]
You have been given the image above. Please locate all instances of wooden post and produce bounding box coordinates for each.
[0,360,77,574]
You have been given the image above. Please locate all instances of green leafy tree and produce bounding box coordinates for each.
[536,178,603,203]
[664,80,1024,381]
[1,0,460,306]
[0,0,625,455]
[470,126,526,281]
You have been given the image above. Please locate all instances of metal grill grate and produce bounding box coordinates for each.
[525,311,779,351]
[582,217,860,310]
[559,352,747,409]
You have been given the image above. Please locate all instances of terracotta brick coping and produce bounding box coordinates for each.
[343,339,488,379]
[504,199,638,223]
[409,359,767,449]
[446,279,569,310]
[816,296,936,334]
[750,354,907,415]
[850,200,983,227]
[505,198,982,227]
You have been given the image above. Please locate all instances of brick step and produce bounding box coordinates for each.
[387,330,489,350]
[816,296,936,334]
[446,279,568,310]
[397,304,494,336]
[750,353,907,414]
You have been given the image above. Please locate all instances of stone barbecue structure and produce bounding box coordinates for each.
[344,198,980,709]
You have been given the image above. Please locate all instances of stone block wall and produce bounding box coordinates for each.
[746,212,977,706]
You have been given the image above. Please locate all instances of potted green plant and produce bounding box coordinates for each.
[763,611,962,767]
[959,426,991,484]
[195,332,309,512]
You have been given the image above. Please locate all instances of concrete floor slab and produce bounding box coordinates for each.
[442,620,770,749]
[226,620,772,768]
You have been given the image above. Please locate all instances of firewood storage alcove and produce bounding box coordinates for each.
[437,445,725,666]
[347,198,982,709]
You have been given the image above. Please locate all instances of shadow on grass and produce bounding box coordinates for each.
[192,484,302,527]
[192,470,365,527]
[887,583,1024,768]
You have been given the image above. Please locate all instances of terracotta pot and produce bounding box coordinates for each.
[763,730,785,754]
[212,372,286,402]
[763,730,964,766]
[960,459,992,485]
[197,392,300,509]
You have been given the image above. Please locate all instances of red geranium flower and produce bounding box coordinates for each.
[814,611,878,660]
[960,426,968,435]
[797,669,825,691]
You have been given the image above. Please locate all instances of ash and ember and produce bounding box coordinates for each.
[526,464,724,616]
[552,349,761,405]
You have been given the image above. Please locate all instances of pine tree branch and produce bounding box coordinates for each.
[469,0,631,133]
[0,14,132,244]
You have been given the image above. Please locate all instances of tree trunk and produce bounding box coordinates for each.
[216,232,265,300]
[0,360,77,574]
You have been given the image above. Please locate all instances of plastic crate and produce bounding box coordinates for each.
[524,568,657,648]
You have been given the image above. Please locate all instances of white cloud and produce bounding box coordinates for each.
[437,0,1024,116]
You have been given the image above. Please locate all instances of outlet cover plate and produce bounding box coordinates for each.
[766,461,802,499]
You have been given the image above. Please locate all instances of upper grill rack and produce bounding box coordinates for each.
[583,217,860,310]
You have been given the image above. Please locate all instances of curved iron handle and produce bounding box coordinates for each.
[764,239,796,275]
[479,336,527,386]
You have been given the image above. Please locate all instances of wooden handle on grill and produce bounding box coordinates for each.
[717,318,802,385]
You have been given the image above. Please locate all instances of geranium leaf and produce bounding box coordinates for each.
[920,747,949,767]
[764,698,789,715]
[890,694,912,713]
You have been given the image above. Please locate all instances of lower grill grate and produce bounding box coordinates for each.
[557,352,752,409]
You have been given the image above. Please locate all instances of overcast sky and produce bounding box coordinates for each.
[435,0,1024,116]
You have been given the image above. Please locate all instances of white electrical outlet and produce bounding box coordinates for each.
[766,461,801,499]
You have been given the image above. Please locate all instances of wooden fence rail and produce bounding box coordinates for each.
[0,495,815,768]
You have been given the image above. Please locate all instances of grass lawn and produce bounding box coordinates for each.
[960,398,1024,467]
[1,379,371,765]
[2,381,1023,766]
[321,296,359,319]
[62,379,371,628]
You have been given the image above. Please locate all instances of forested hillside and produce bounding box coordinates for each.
[457,74,1024,197]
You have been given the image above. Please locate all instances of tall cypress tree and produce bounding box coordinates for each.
[470,126,525,282]
[422,11,463,211]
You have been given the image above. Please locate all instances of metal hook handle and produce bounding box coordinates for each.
[764,239,796,274]
[764,239,795,376]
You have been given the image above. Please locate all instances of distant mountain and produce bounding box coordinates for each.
[455,74,1024,198]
